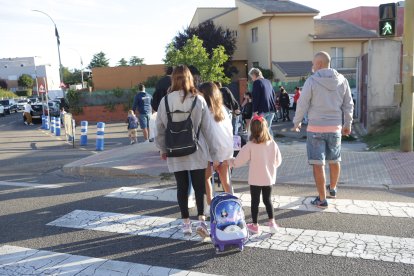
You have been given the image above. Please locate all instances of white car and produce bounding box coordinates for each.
[0,104,4,116]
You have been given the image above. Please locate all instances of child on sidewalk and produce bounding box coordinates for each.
[229,114,282,234]
[126,110,138,144]
[199,82,234,214]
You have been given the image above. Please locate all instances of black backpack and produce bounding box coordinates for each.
[164,95,201,157]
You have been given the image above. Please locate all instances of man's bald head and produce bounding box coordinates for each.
[312,51,331,72]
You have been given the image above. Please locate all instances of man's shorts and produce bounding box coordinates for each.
[306,131,341,165]
[138,114,150,129]
[128,129,137,138]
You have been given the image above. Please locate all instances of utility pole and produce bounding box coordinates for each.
[400,0,414,151]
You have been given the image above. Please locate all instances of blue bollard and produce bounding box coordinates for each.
[50,116,55,134]
[96,122,105,151]
[44,116,50,130]
[55,117,61,136]
[41,115,46,129]
[80,121,88,146]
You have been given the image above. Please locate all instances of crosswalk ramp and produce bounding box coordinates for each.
[2,185,413,275]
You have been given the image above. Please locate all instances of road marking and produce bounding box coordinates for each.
[106,187,414,218]
[48,210,414,265]
[0,181,62,189]
[0,245,218,276]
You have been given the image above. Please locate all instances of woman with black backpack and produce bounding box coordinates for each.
[155,65,220,239]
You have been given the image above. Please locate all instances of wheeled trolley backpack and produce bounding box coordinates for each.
[210,192,249,253]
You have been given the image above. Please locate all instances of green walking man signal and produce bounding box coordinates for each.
[379,3,397,37]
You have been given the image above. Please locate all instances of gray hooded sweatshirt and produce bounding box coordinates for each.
[293,68,354,129]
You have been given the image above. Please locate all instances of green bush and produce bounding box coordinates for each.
[0,89,17,98]
[144,75,162,87]
[112,87,124,98]
[15,90,32,97]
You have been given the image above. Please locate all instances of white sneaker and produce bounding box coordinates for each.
[182,222,192,235]
[24,122,28,125]
[29,123,34,125]
[196,221,209,239]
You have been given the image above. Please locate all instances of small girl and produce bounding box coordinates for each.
[127,110,138,144]
[199,82,234,211]
[229,114,282,234]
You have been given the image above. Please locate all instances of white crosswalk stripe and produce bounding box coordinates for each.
[0,245,219,276]
[105,187,414,218]
[47,209,414,265]
[0,181,62,189]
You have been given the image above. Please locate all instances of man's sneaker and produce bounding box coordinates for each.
[326,185,337,198]
[196,221,209,239]
[310,196,328,208]
[182,222,192,235]
[24,122,28,125]
[268,221,279,234]
[247,223,260,234]
[29,123,34,125]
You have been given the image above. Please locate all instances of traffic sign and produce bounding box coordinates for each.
[38,84,45,94]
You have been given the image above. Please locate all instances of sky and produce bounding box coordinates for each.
[0,0,392,71]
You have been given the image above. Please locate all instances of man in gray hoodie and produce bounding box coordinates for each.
[293,51,354,208]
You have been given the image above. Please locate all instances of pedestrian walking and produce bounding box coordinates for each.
[279,87,290,121]
[214,81,241,135]
[23,100,34,125]
[132,84,152,142]
[126,110,138,144]
[155,65,220,239]
[292,51,354,208]
[229,114,282,234]
[241,92,253,132]
[249,68,277,137]
[293,86,301,111]
[199,82,233,210]
[151,66,173,112]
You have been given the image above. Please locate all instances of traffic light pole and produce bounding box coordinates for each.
[400,0,414,151]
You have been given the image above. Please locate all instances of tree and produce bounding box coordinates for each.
[164,36,230,84]
[63,67,84,85]
[18,74,34,89]
[118,58,128,66]
[88,51,109,68]
[129,56,145,66]
[172,20,237,78]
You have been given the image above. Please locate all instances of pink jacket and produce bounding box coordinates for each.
[231,140,282,186]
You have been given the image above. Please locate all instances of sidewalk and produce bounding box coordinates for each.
[63,139,414,189]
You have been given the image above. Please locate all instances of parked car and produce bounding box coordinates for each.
[17,99,27,111]
[47,101,60,117]
[22,102,43,123]
[0,99,18,114]
[0,103,5,116]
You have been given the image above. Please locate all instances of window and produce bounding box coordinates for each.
[252,62,259,68]
[251,27,258,43]
[331,47,344,69]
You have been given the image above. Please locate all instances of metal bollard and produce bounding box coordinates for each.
[50,116,55,134]
[41,115,46,129]
[80,121,88,146]
[96,122,105,151]
[55,117,61,136]
[44,116,50,130]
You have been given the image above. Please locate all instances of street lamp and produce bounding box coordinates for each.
[32,9,63,89]
[68,48,84,88]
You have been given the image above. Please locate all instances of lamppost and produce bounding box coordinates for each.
[32,10,63,89]
[69,48,84,88]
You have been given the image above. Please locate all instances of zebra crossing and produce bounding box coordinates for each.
[1,183,414,275]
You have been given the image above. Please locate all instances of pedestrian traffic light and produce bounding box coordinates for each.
[379,3,397,37]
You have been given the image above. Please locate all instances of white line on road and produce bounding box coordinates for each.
[105,187,414,218]
[0,181,62,189]
[0,245,218,276]
[48,210,414,265]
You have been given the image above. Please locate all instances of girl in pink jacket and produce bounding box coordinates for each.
[230,114,282,234]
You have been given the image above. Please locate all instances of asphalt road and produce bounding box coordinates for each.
[1,112,414,276]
